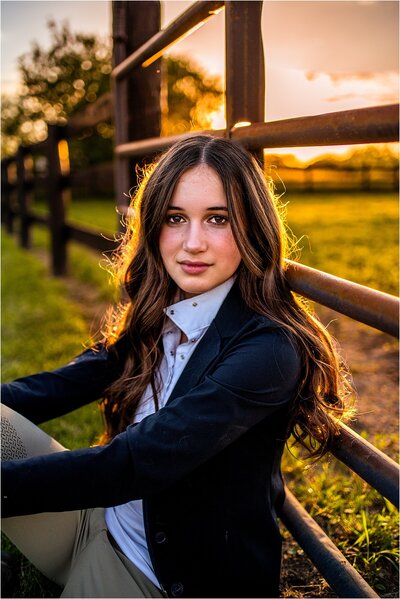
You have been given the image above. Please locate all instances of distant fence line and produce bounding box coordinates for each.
[59,158,400,195]
[4,156,397,204]
[1,123,117,277]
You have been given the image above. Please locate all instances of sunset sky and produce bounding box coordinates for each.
[1,0,398,160]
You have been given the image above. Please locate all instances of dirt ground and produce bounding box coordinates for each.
[316,305,399,438]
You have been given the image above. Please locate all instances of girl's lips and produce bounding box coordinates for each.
[179,262,210,274]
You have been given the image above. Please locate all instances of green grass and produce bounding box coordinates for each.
[2,233,89,381]
[2,190,399,597]
[33,194,119,235]
[284,191,398,295]
[67,195,120,234]
[281,438,399,595]
[1,233,104,447]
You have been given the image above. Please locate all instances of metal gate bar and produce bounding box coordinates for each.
[331,423,399,508]
[281,487,380,598]
[113,104,399,158]
[232,103,399,148]
[285,261,399,338]
[112,0,224,80]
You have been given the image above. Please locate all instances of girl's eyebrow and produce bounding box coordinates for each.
[167,205,228,211]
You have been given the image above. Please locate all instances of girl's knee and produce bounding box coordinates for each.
[1,405,66,459]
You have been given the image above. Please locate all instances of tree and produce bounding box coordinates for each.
[1,22,224,161]
[162,56,224,136]
[1,20,113,161]
[343,144,399,170]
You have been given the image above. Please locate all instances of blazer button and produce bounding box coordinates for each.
[155,531,167,544]
[170,582,184,597]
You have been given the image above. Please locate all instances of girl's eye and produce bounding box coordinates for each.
[208,214,228,225]
[166,214,185,224]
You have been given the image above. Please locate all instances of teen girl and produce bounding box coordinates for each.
[1,135,350,598]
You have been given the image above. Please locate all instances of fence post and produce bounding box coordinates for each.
[1,159,14,234]
[47,124,67,276]
[16,146,31,248]
[225,0,265,165]
[112,1,161,224]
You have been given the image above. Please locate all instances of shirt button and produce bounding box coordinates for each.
[192,302,198,307]
[155,531,167,544]
[170,350,174,356]
[170,309,175,315]
[180,355,185,360]
[171,582,184,597]
[190,338,197,343]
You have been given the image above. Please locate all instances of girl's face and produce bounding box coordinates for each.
[159,164,242,298]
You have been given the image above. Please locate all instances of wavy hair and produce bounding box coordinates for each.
[99,135,353,457]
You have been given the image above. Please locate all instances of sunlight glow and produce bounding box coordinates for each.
[210,107,226,130]
[58,139,70,175]
[142,23,206,68]
[232,121,252,129]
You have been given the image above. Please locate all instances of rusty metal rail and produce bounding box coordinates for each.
[281,487,380,598]
[112,0,224,80]
[285,260,399,338]
[332,423,399,508]
[115,128,225,158]
[232,104,399,148]
[114,104,399,159]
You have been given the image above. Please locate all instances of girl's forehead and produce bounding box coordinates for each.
[174,165,224,190]
[177,164,219,183]
[169,166,227,209]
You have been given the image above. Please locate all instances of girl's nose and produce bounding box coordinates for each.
[182,223,207,253]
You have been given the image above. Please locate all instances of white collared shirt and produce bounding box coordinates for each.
[105,277,235,588]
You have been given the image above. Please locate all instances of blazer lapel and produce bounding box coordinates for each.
[166,321,221,404]
[166,282,254,404]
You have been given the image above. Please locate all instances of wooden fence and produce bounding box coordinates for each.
[1,121,116,276]
[1,1,399,596]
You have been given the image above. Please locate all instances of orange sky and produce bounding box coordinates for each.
[2,1,399,162]
[162,1,399,161]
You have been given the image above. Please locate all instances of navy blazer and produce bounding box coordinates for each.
[2,283,301,598]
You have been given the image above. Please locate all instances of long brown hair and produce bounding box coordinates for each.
[100,135,352,457]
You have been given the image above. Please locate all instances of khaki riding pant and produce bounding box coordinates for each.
[1,404,165,598]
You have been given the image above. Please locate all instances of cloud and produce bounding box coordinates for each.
[326,92,399,104]
[329,72,377,83]
[303,70,399,106]
[329,71,397,84]
[266,66,399,122]
[306,71,397,84]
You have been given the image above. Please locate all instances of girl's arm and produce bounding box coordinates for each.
[2,326,301,517]
[1,344,122,424]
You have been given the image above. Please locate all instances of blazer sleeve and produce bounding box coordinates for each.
[2,326,301,517]
[1,344,122,424]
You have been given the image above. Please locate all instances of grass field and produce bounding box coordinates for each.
[284,191,398,295]
[2,190,398,597]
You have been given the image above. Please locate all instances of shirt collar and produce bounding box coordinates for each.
[163,277,236,338]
